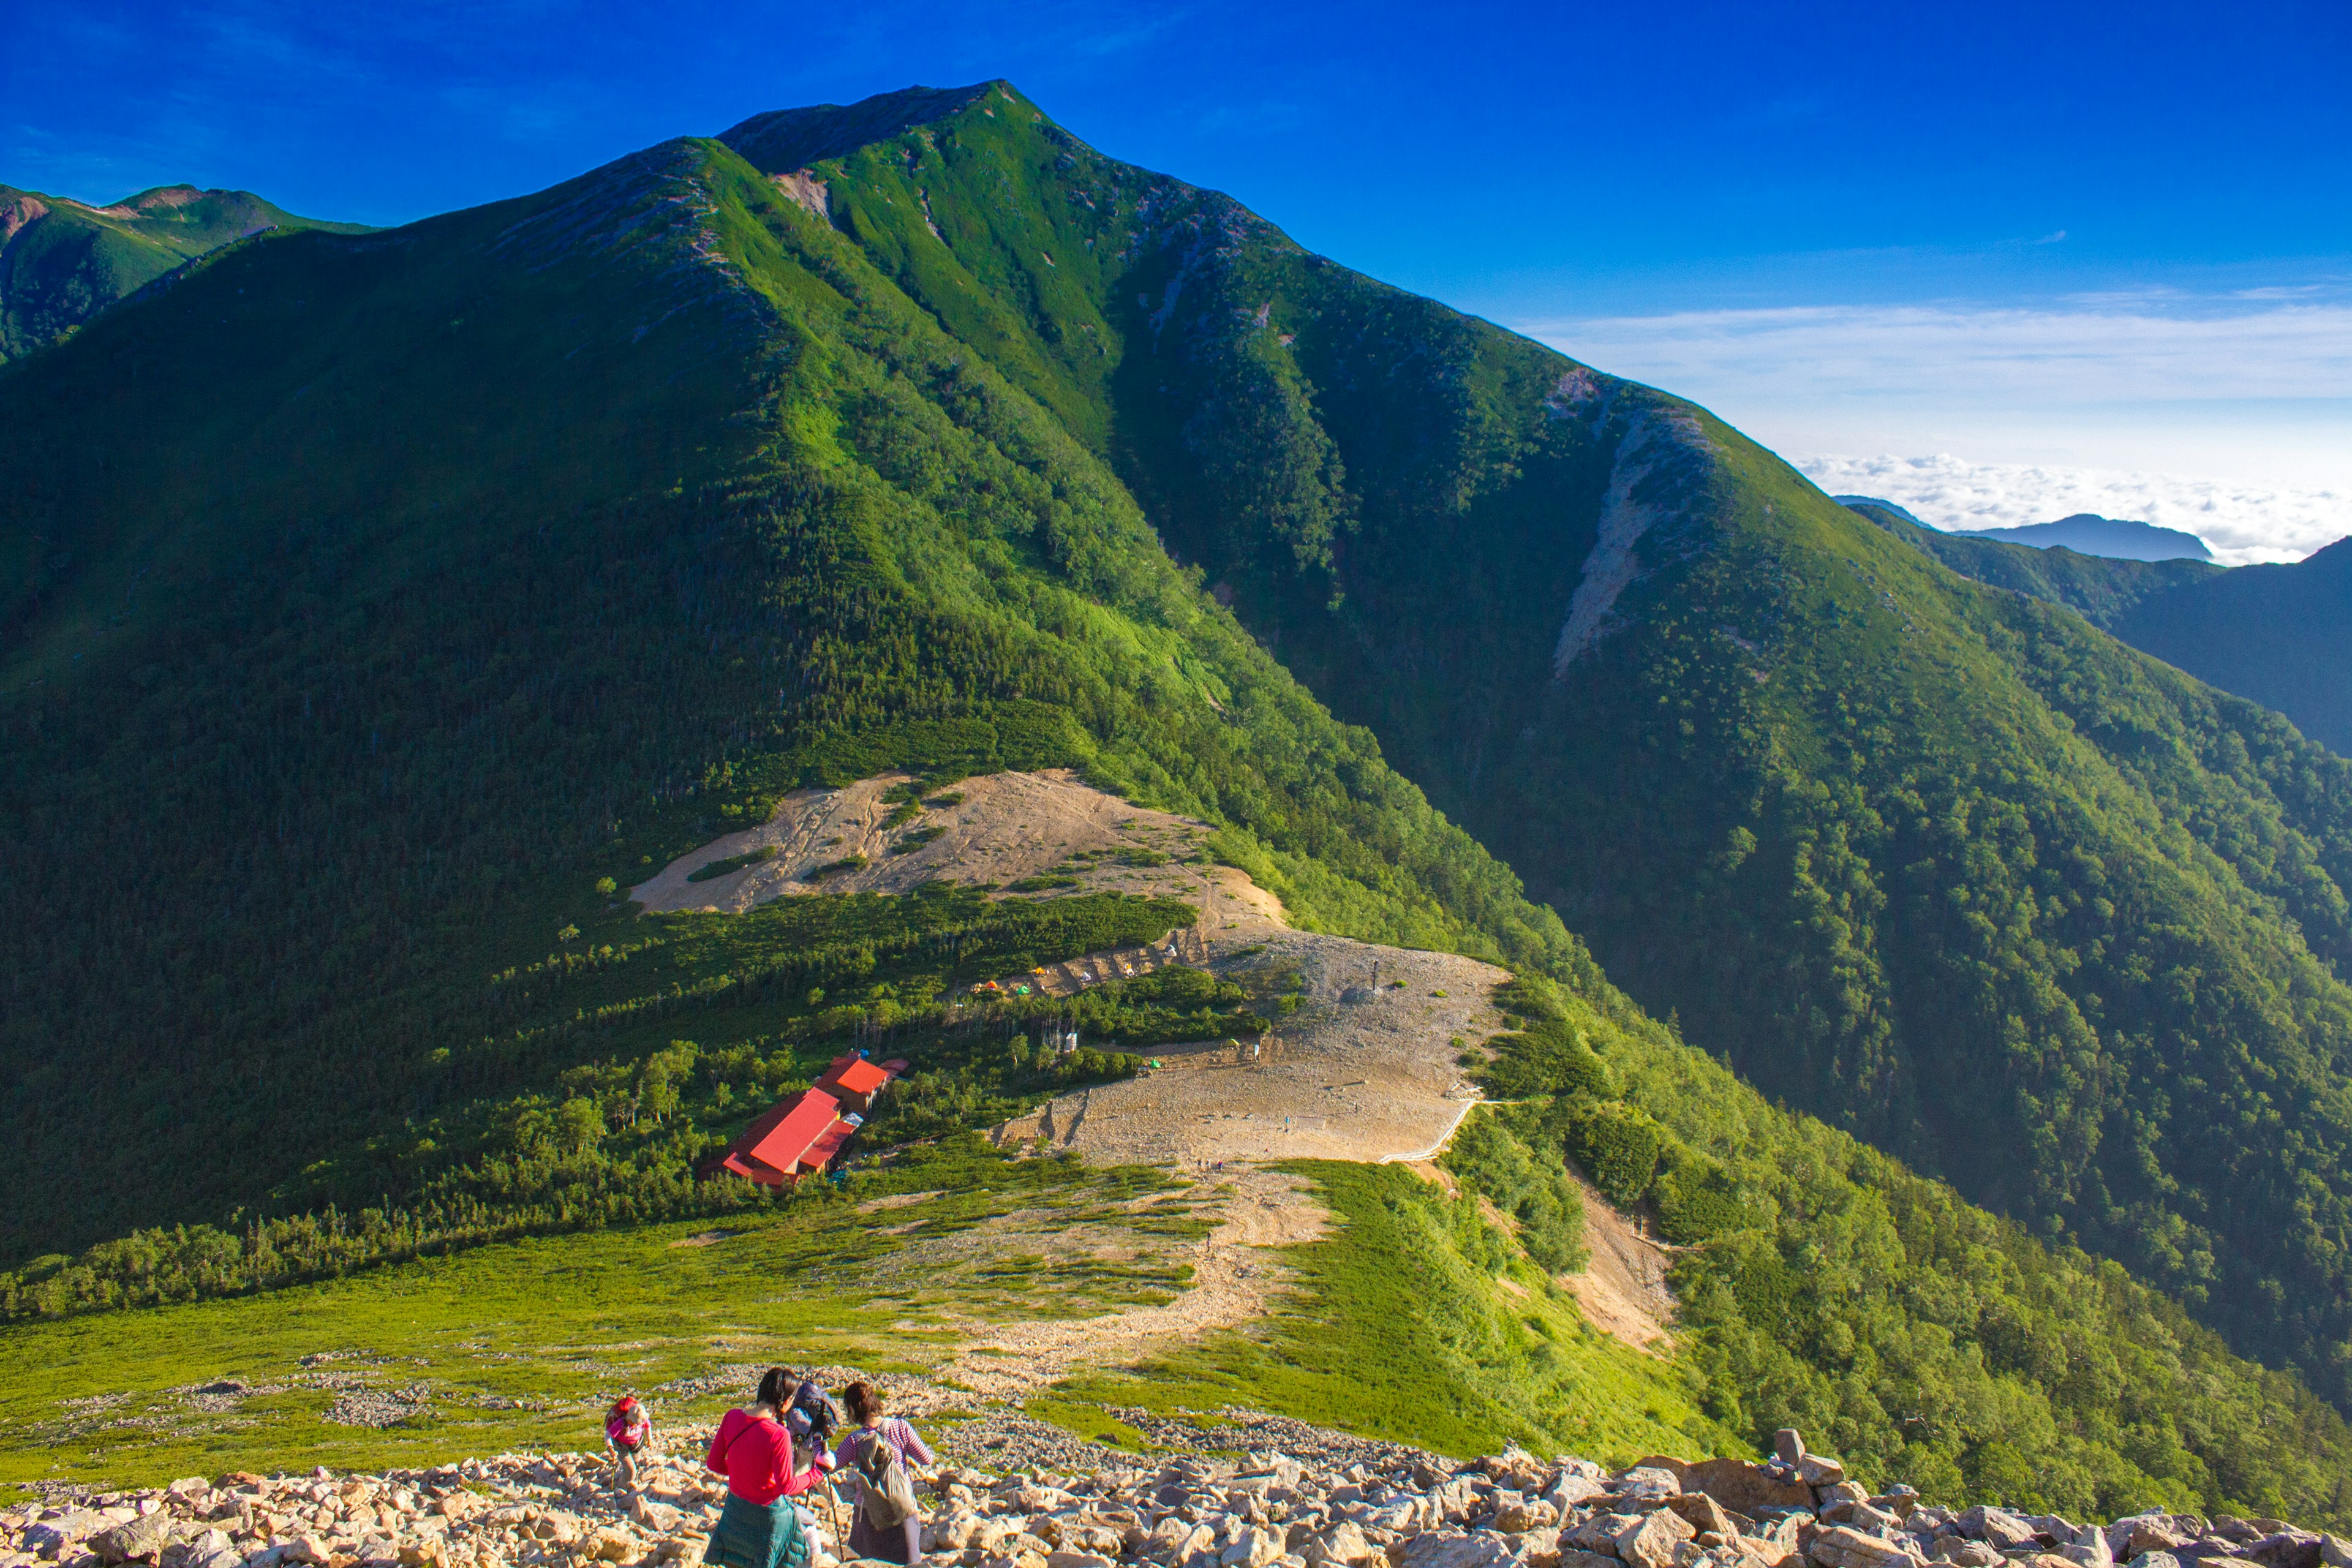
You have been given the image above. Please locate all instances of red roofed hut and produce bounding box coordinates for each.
[816,1054,910,1114]
[702,1055,910,1188]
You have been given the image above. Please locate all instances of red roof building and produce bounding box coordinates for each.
[703,1055,910,1188]
[816,1054,910,1114]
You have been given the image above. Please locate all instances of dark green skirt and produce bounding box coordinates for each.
[705,1493,810,1568]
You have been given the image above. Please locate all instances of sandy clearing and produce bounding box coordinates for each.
[630,769,1283,935]
[993,932,1507,1167]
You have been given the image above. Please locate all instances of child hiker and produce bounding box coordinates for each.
[606,1395,654,1488]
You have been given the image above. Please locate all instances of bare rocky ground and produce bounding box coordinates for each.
[629,771,1242,917]
[988,935,1506,1170]
[10,1422,2339,1568]
[1555,1178,1676,1355]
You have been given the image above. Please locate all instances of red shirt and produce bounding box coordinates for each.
[705,1409,818,1503]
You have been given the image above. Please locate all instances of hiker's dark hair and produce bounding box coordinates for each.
[843,1381,883,1423]
[756,1368,794,1409]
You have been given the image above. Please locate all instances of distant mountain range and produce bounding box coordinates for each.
[0,183,365,360]
[1842,497,2352,754]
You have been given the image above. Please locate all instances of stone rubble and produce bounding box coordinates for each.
[4,1426,2348,1568]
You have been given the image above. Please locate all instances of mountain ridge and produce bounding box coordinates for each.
[1840,499,2352,755]
[1955,511,2216,562]
[7,84,2352,1516]
[0,179,366,360]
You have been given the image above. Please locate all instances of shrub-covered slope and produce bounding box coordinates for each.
[0,181,364,359]
[722,86,2352,1409]
[8,83,2352,1520]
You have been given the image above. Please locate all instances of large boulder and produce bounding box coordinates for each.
[1567,1516,1644,1555]
[1613,1510,1697,1568]
[1957,1510,2038,1551]
[1806,1528,1916,1568]
[1395,1534,1518,1568]
[1665,1498,1736,1540]
[1304,1525,1379,1568]
[1611,1471,1684,1504]
[1219,1529,1287,1568]
[1496,1504,1561,1537]
[1679,1462,1812,1517]
[91,1514,175,1565]
[1545,1477,1611,1513]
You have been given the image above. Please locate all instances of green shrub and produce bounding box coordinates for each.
[687,846,780,883]
[1440,1107,1588,1273]
[1476,1020,1616,1102]
[891,826,946,854]
[1564,1101,1665,1207]
[1653,1148,1746,1243]
[809,856,866,878]
[1008,875,1079,892]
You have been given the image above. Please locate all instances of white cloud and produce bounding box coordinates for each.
[1792,452,2350,566]
[1507,290,2352,560]
[1526,296,2352,407]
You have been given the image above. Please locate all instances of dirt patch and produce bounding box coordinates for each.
[666,1229,742,1248]
[926,1167,1325,1399]
[631,770,1278,933]
[995,934,1505,1167]
[1561,1172,1678,1354]
[856,1189,946,1214]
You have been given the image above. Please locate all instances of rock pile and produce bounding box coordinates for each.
[4,1425,2348,1568]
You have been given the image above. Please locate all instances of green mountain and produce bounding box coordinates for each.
[0,181,366,360]
[7,83,2352,1519]
[1844,499,2352,755]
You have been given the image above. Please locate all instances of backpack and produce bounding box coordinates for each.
[850,1427,919,1531]
[789,1382,838,1447]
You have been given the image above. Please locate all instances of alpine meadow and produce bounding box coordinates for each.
[7,81,2352,1528]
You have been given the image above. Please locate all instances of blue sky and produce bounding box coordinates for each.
[7,0,2348,556]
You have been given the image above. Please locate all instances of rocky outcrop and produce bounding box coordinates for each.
[4,1427,2346,1568]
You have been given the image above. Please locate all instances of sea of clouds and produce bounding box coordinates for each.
[1791,452,2350,566]
[1518,288,2351,565]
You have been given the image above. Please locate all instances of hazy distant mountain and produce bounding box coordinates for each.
[1958,512,2215,562]
[2114,537,2352,755]
[1842,497,2351,755]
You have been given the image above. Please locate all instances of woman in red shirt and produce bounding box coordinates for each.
[704,1369,820,1568]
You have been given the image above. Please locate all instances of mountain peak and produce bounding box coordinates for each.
[719,80,1030,173]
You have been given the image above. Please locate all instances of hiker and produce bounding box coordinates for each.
[782,1373,839,1463]
[704,1368,824,1568]
[832,1381,933,1566]
[605,1395,654,1488]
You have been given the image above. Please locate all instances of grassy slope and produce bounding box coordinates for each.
[6,86,2352,1523]
[0,183,366,359]
[745,86,2352,1412]
[0,1142,1716,1488]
